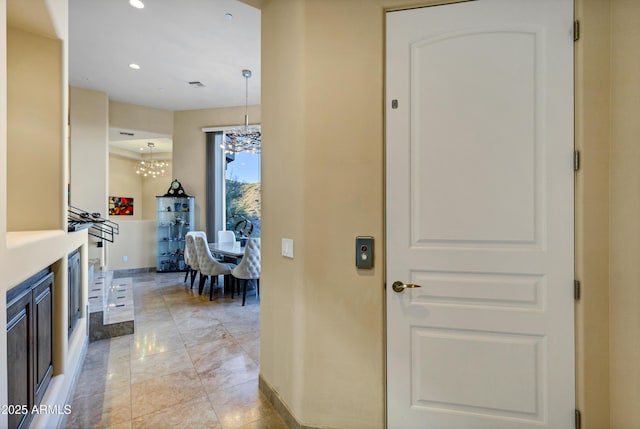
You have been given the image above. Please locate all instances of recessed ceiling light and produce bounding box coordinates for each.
[139,147,144,151]
[129,63,141,70]
[224,13,233,20]
[130,0,144,9]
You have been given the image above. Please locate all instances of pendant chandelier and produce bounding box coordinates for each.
[135,142,169,178]
[221,69,261,155]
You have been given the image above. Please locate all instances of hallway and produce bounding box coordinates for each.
[65,272,285,428]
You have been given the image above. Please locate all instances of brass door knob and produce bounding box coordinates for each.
[392,281,422,293]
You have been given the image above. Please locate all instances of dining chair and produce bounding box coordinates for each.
[195,235,236,300]
[218,230,236,244]
[231,237,260,306]
[215,230,238,263]
[184,232,203,289]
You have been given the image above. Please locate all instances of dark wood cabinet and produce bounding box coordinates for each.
[6,270,54,429]
[68,249,80,336]
[6,291,31,429]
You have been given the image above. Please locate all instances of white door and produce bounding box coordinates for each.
[385,1,574,428]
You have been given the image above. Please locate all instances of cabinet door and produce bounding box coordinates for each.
[6,292,33,429]
[33,274,53,405]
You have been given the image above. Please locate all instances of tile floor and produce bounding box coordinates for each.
[65,272,286,429]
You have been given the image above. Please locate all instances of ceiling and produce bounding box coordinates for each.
[69,0,261,155]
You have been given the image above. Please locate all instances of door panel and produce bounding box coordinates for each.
[386,1,574,428]
[411,328,542,416]
[35,286,52,385]
[412,28,539,245]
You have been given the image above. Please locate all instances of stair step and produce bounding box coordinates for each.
[88,271,134,341]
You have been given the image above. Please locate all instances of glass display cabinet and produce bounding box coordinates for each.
[156,195,195,272]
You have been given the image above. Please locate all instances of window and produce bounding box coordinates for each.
[225,151,261,238]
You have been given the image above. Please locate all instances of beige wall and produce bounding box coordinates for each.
[109,154,143,220]
[7,27,64,231]
[106,220,156,270]
[109,100,173,136]
[173,105,260,231]
[610,1,640,427]
[260,0,307,421]
[142,174,170,219]
[70,87,109,214]
[574,0,611,427]
[69,86,109,264]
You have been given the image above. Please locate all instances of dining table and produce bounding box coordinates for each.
[208,242,245,298]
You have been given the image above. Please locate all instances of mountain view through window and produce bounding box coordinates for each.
[225,151,261,238]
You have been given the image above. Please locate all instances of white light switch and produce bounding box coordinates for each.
[282,238,294,258]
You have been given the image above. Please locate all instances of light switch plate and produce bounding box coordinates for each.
[282,238,294,258]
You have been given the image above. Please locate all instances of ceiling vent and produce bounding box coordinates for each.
[119,131,135,136]
[188,81,206,88]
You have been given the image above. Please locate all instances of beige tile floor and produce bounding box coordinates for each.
[65,272,286,429]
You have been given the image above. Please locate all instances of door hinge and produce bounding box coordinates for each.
[574,150,580,172]
[575,409,582,429]
[574,280,581,301]
[574,20,580,42]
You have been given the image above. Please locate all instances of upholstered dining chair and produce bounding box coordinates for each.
[217,230,236,244]
[184,232,196,287]
[215,230,238,263]
[184,231,205,289]
[195,235,236,300]
[231,237,260,306]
